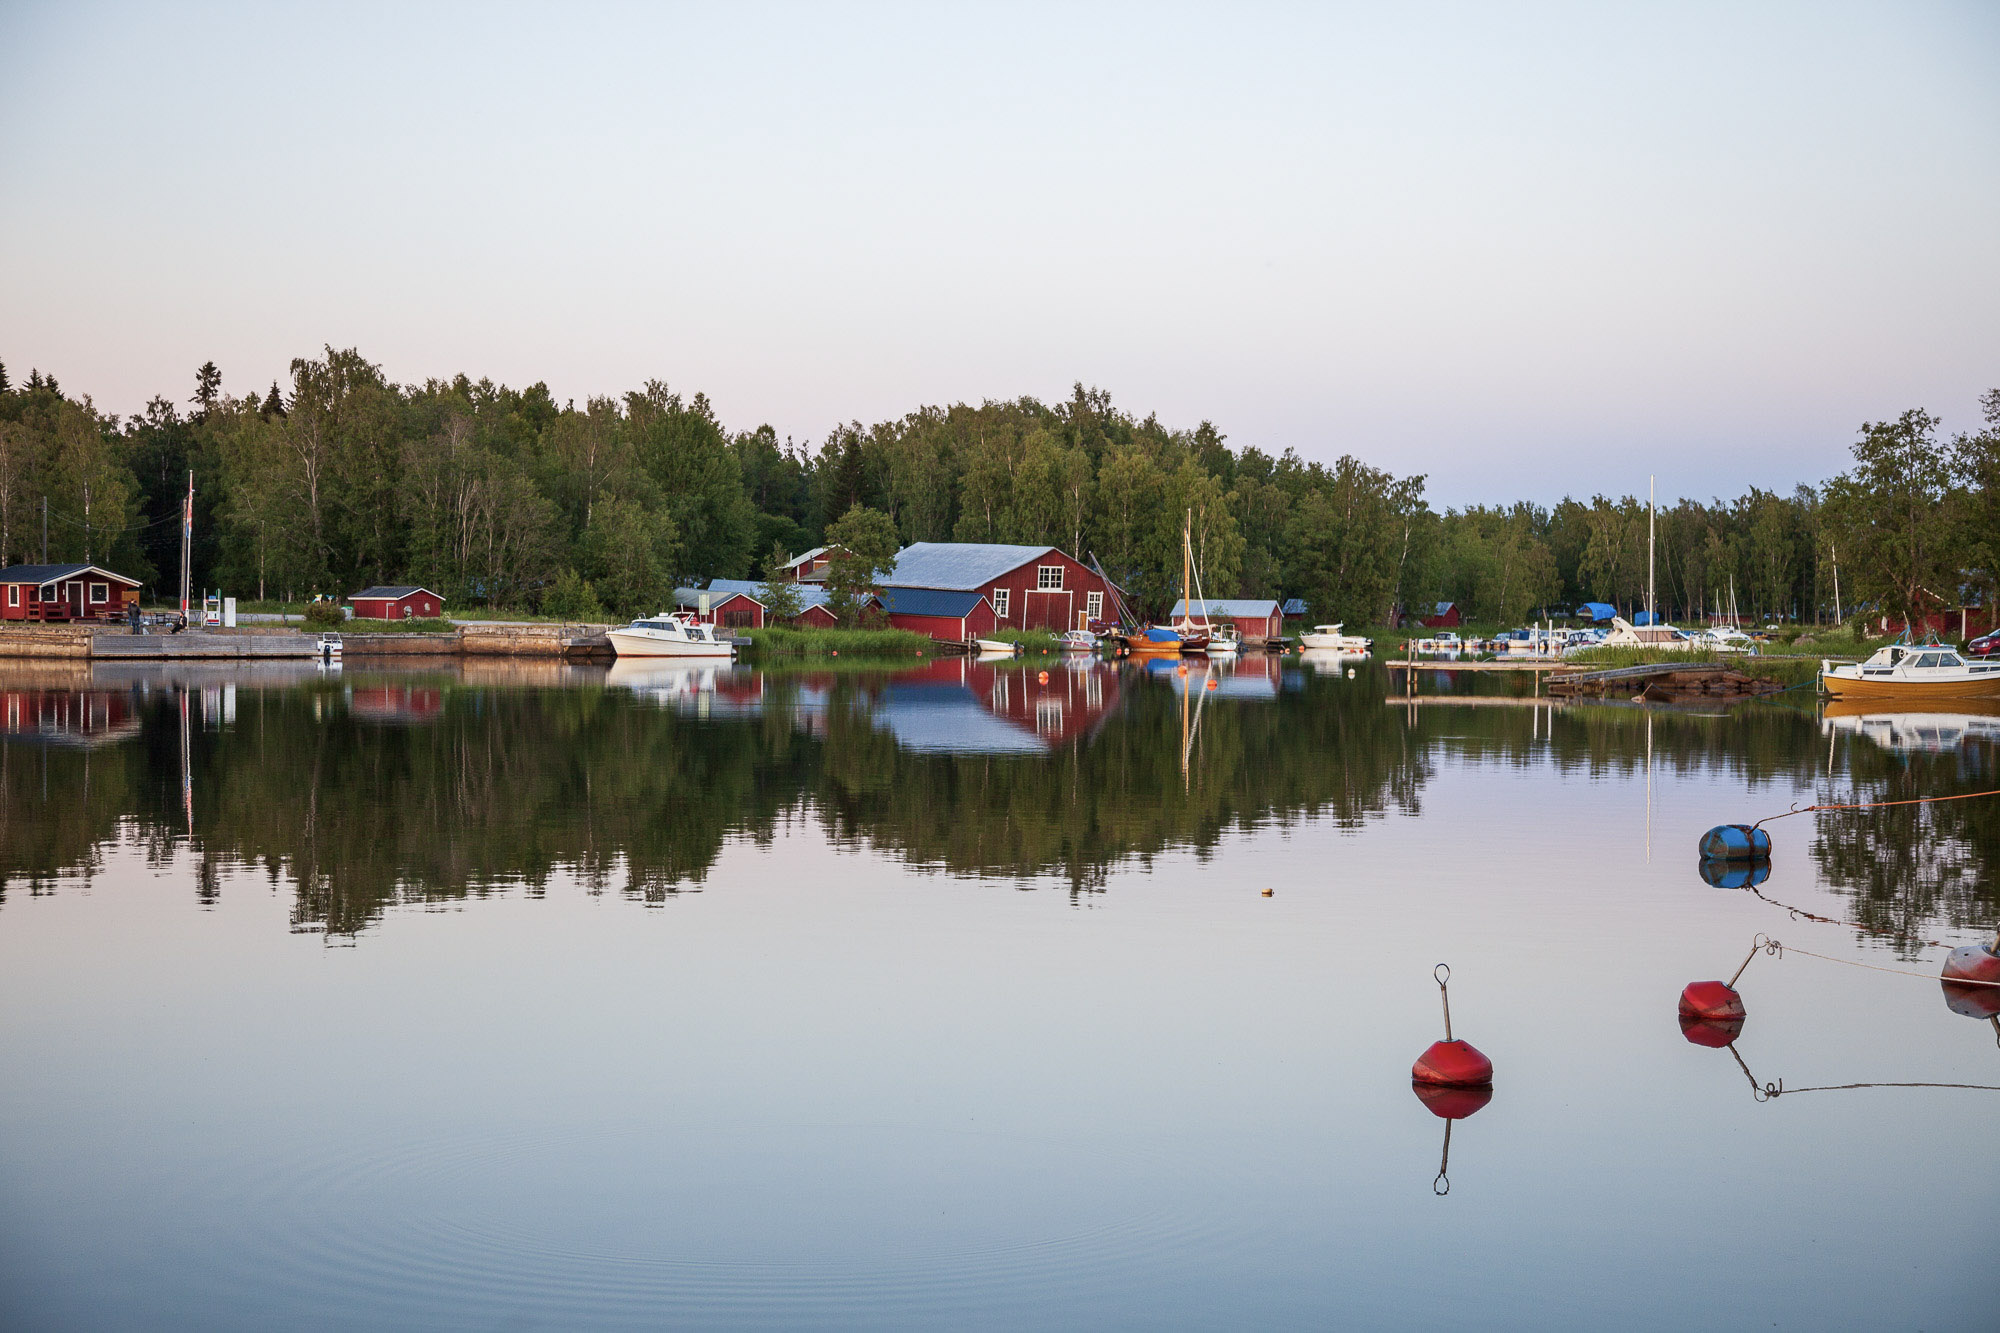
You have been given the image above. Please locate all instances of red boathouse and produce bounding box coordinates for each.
[879,543,1112,638]
[350,586,444,620]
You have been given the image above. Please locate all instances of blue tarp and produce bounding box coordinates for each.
[1633,610,1661,626]
[1579,602,1618,623]
[1144,626,1181,643]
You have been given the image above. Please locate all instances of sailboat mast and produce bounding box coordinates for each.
[1647,474,1656,625]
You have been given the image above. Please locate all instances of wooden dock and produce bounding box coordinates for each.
[1385,659,1562,672]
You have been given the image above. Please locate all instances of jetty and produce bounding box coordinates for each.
[0,622,615,662]
[1543,661,1784,702]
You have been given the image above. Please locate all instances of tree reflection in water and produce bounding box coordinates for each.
[2,663,1995,941]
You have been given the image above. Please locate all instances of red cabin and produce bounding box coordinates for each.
[676,585,766,629]
[0,563,143,623]
[879,543,1112,639]
[349,586,444,620]
[1170,598,1283,645]
[1420,602,1463,628]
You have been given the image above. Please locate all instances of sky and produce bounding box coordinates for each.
[1,1,1995,508]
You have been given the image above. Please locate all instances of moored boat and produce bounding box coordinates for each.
[1820,644,2000,702]
[1059,629,1099,652]
[606,611,734,658]
[1299,623,1372,652]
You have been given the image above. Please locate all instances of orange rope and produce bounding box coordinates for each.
[1754,786,2000,831]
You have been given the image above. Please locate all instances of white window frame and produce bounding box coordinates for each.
[1037,565,1064,590]
[90,582,109,604]
[6,585,17,607]
[1086,591,1102,620]
[992,588,1010,619]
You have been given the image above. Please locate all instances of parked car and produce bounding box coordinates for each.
[1966,629,2000,658]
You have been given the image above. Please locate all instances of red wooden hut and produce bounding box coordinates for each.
[0,563,143,623]
[350,586,444,620]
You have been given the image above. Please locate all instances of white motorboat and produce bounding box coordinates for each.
[606,611,734,658]
[1697,626,1759,654]
[975,638,1017,656]
[1820,644,2000,703]
[1059,629,1100,652]
[1299,623,1372,652]
[1601,617,1697,651]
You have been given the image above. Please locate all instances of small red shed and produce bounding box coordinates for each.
[876,587,998,642]
[677,584,766,629]
[0,563,143,622]
[350,586,444,620]
[1420,602,1463,629]
[1170,598,1283,644]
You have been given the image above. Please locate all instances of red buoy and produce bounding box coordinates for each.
[1413,964,1493,1088]
[1679,979,1746,1022]
[1941,980,2000,1022]
[1413,1039,1494,1087]
[1412,1082,1492,1120]
[1678,1013,1745,1048]
[1037,670,1049,684]
[1941,935,2000,986]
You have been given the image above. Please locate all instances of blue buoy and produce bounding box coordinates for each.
[1698,858,1770,889]
[1699,824,1771,862]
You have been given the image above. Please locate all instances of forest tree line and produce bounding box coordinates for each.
[0,348,1994,626]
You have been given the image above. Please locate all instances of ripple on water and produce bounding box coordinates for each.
[209,1119,1226,1325]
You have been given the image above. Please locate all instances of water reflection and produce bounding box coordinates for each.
[3,661,1997,946]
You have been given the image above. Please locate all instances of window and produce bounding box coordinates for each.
[1086,591,1102,620]
[1037,565,1064,591]
[992,588,1010,618]
[6,585,16,607]
[90,582,108,604]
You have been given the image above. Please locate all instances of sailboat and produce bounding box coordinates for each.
[1177,513,1232,655]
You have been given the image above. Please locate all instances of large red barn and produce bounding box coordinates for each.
[879,543,1112,639]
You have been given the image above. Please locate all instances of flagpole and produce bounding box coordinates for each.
[180,470,193,619]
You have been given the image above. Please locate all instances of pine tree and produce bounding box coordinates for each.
[260,381,287,418]
[25,369,41,391]
[191,361,222,417]
[0,358,10,393]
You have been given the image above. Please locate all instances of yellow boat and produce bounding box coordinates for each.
[1819,645,2000,702]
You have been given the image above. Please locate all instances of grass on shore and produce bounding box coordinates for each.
[739,626,936,658]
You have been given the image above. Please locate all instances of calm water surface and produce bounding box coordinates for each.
[2,654,1995,1329]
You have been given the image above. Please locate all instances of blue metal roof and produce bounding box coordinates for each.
[876,586,987,618]
[1170,598,1280,619]
[1281,598,1309,616]
[881,542,1058,591]
[675,585,764,609]
[706,578,850,612]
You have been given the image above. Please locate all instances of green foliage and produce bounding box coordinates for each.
[0,350,1989,638]
[302,598,344,627]
[542,568,605,622]
[757,576,805,621]
[1821,409,1959,624]
[823,503,900,625]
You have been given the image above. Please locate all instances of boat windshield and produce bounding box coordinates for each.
[1914,652,1946,668]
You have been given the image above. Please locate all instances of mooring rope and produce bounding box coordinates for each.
[1761,1080,2000,1096]
[1753,936,2000,987]
[1752,786,2000,831]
